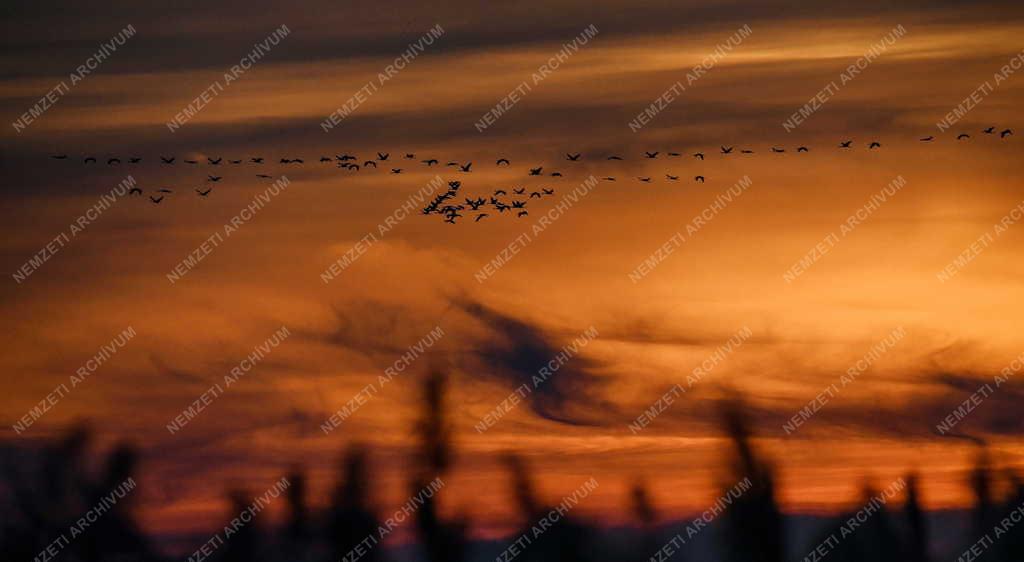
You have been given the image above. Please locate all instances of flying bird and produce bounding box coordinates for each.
[920,136,934,142]
[983,126,996,134]
[868,141,881,149]
[391,168,402,174]
[720,146,733,154]
[364,160,377,168]
[957,133,970,140]
[1001,129,1013,138]
[208,157,222,165]
[207,175,222,182]
[250,157,264,163]
[51,154,68,159]
[422,159,439,166]
[602,177,616,181]
[377,152,390,161]
[128,187,142,196]
[644,151,659,159]
[161,156,175,164]
[666,174,679,181]
[107,158,120,165]
[196,188,212,196]
[229,159,241,164]
[529,167,543,176]
[566,153,581,161]
[771,147,785,153]
[797,146,809,152]
[741,149,754,154]
[185,159,198,164]
[694,175,705,183]
[475,214,488,222]
[839,140,853,148]
[517,211,528,218]
[668,152,681,157]
[157,188,173,193]
[607,155,623,160]
[256,174,272,178]
[460,162,473,172]
[496,158,511,166]
[542,188,554,195]
[129,157,142,163]
[149,195,164,204]
[84,157,96,163]
[638,177,652,183]
[693,152,704,160]
[404,153,415,159]
[550,172,562,177]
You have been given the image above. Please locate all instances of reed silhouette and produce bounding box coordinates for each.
[2,381,1023,561]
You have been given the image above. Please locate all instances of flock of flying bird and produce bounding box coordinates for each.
[50,126,1015,223]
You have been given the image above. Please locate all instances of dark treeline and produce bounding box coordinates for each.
[2,373,1023,562]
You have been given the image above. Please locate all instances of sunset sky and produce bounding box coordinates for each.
[2,0,1024,553]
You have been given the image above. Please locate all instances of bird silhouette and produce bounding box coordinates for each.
[771,147,785,153]
[741,149,754,154]
[251,157,264,163]
[364,160,377,168]
[666,174,679,181]
[694,175,705,183]
[51,154,68,159]
[157,188,173,193]
[337,154,357,161]
[391,168,402,174]
[129,157,142,163]
[920,136,934,142]
[107,158,120,165]
[185,159,198,164]
[528,167,542,176]
[475,214,488,222]
[196,188,212,196]
[542,188,554,195]
[207,175,222,182]
[668,151,681,157]
[422,159,439,166]
[377,152,389,161]
[693,152,704,160]
[84,157,96,163]
[868,141,881,149]
[721,146,733,154]
[839,140,853,148]
[161,156,175,164]
[208,157,222,165]
[513,188,526,195]
[446,161,459,167]
[983,126,996,134]
[517,211,528,217]
[229,159,241,164]
[149,195,164,204]
[320,157,332,162]
[530,191,541,198]
[404,153,415,159]
[496,158,510,166]
[797,146,809,152]
[1001,129,1013,138]
[644,151,659,159]
[550,172,562,177]
[638,177,652,183]
[566,153,581,161]
[607,155,623,160]
[256,174,272,179]
[459,162,472,172]
[494,189,507,195]
[957,133,971,140]
[128,187,142,196]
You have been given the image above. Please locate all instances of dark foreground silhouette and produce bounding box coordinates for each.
[2,374,1022,562]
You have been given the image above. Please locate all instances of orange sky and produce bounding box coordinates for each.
[2,0,1024,550]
